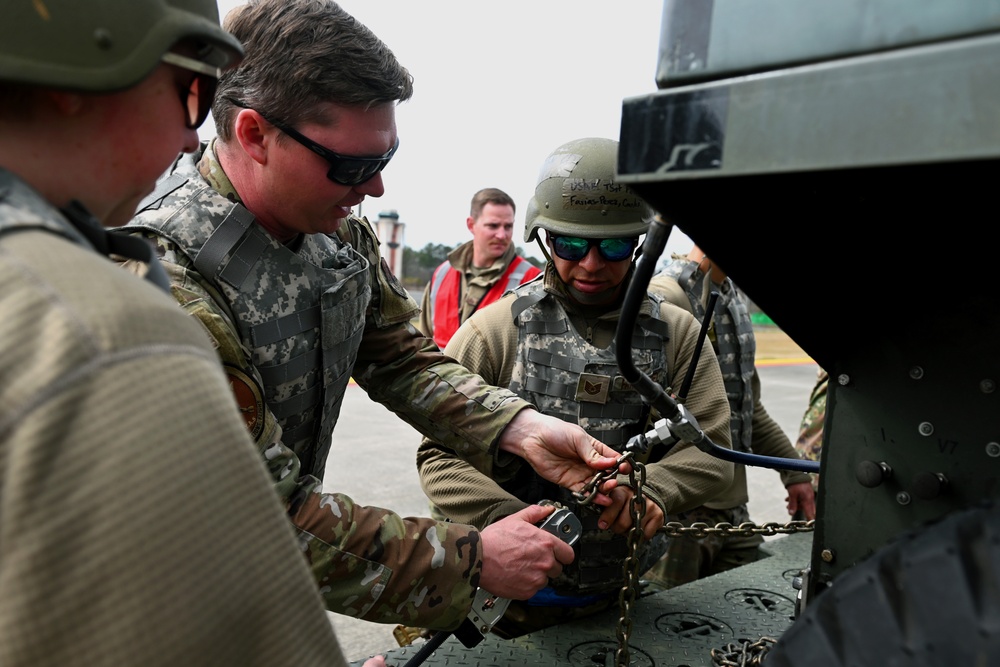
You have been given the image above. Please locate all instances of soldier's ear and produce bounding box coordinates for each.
[232,108,272,167]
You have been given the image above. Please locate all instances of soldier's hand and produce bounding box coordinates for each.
[362,657,385,667]
[478,504,575,600]
[498,409,625,506]
[785,481,816,520]
[598,486,664,540]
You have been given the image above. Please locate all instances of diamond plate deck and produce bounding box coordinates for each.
[358,532,812,667]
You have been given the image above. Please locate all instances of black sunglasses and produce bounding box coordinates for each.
[229,100,398,186]
[550,235,638,262]
[161,52,220,129]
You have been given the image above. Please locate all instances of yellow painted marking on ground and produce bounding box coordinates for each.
[756,357,815,367]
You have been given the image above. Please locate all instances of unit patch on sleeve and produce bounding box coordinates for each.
[225,365,265,439]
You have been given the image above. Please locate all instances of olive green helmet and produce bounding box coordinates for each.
[524,137,654,242]
[0,0,243,92]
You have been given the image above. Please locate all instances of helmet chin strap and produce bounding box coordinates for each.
[535,234,553,263]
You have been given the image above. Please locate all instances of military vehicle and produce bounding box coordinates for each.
[369,1,1000,664]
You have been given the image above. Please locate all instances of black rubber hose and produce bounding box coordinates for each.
[616,216,819,475]
[677,290,720,402]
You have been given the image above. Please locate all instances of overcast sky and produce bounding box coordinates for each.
[205,0,694,262]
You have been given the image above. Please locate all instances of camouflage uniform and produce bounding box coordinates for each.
[0,169,348,666]
[418,264,735,637]
[119,141,535,631]
[795,368,828,490]
[644,255,812,590]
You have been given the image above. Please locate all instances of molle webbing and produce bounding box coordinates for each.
[509,283,668,447]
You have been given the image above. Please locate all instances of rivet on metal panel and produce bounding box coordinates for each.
[94,28,113,50]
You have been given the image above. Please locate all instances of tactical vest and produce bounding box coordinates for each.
[427,255,539,349]
[127,155,370,478]
[660,259,755,453]
[504,281,670,595]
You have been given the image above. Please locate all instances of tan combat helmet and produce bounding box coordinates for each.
[0,0,243,92]
[524,137,654,243]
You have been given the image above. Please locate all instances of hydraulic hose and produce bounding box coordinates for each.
[616,216,819,475]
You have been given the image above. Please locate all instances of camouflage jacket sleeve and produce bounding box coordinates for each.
[796,369,828,463]
[416,303,533,529]
[749,369,813,488]
[339,215,533,462]
[120,234,483,631]
[417,277,434,338]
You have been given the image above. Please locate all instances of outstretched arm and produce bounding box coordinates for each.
[497,409,624,505]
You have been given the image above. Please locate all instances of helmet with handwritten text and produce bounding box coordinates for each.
[524,137,654,242]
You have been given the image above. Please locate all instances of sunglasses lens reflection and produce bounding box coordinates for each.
[553,237,590,261]
[552,236,636,262]
[599,238,635,261]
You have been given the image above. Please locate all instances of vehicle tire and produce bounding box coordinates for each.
[766,501,1000,666]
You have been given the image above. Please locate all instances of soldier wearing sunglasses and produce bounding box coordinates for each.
[416,137,735,638]
[117,0,627,637]
[0,1,372,666]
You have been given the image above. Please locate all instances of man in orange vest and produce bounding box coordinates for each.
[420,188,541,348]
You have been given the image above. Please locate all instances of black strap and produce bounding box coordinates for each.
[61,200,171,293]
[510,290,547,321]
[135,171,187,213]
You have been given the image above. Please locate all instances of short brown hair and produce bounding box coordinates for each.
[213,0,413,140]
[470,188,515,219]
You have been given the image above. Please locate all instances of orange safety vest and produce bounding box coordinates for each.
[428,256,540,349]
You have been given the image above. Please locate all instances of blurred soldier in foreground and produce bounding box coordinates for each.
[0,1,368,665]
[419,187,540,349]
[119,0,624,634]
[417,137,734,637]
[643,246,816,590]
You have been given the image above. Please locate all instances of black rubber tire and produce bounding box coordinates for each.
[766,502,1000,667]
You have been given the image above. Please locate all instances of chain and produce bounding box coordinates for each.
[573,451,635,506]
[641,521,807,667]
[614,460,647,667]
[659,519,815,538]
[710,636,777,666]
[661,521,808,666]
[576,454,811,666]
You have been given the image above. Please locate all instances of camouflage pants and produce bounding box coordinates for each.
[641,504,763,591]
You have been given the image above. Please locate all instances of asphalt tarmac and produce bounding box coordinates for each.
[323,358,822,663]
